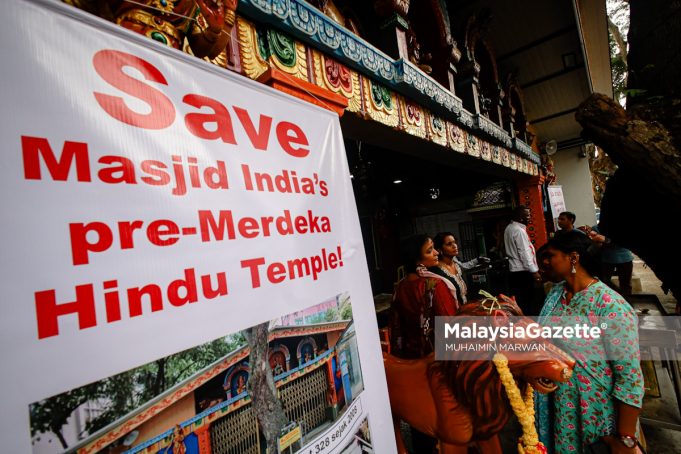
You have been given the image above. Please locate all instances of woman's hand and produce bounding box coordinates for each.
[588,230,607,243]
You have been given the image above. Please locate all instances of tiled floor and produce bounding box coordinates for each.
[634,259,681,453]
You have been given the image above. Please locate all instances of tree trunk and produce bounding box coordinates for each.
[607,16,627,66]
[575,94,681,199]
[53,426,68,449]
[245,322,288,453]
[626,0,681,147]
[575,0,681,304]
[152,357,166,396]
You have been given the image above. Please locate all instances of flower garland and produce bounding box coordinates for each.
[493,353,547,454]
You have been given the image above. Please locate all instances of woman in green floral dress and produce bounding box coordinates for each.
[535,231,644,453]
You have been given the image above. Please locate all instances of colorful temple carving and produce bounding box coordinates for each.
[59,0,551,291]
[62,0,540,175]
[62,0,551,291]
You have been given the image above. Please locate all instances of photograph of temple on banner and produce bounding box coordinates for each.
[29,292,368,454]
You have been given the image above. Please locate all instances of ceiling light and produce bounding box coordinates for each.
[393,179,402,184]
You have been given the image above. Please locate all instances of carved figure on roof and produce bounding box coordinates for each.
[296,337,318,364]
[504,73,529,140]
[172,425,187,454]
[462,9,493,62]
[269,350,287,375]
[540,154,556,186]
[223,363,250,399]
[478,94,492,116]
[406,0,460,89]
[235,373,247,395]
[104,0,234,59]
[308,0,363,37]
[406,27,433,73]
[374,0,410,18]
[458,10,505,125]
[197,396,224,410]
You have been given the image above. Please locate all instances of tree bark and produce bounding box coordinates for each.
[576,94,681,199]
[576,94,681,302]
[245,322,288,453]
[152,357,166,397]
[608,16,627,66]
[575,0,681,304]
[53,426,68,449]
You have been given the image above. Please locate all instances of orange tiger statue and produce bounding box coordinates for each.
[384,295,575,453]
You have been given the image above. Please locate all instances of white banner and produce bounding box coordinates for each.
[299,395,366,454]
[547,185,566,219]
[0,1,394,452]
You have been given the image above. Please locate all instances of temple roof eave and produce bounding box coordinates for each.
[236,0,539,165]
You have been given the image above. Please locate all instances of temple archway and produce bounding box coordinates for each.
[296,337,318,365]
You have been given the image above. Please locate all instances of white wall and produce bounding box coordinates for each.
[551,146,597,228]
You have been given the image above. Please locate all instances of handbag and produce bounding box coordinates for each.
[586,439,646,454]
[586,440,610,454]
[419,278,437,356]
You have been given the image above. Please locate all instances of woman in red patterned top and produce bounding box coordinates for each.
[390,234,459,358]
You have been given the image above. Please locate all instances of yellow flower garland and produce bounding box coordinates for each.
[493,353,547,454]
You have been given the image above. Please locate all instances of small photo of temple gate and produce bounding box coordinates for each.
[30,293,369,454]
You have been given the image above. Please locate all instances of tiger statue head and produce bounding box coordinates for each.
[430,294,575,439]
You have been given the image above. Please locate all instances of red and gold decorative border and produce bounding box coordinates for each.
[501,148,511,167]
[448,123,466,153]
[426,113,447,147]
[480,141,492,161]
[269,322,349,341]
[237,17,269,80]
[268,41,308,81]
[311,50,361,112]
[491,145,502,164]
[466,132,481,158]
[361,77,399,127]
[398,97,426,139]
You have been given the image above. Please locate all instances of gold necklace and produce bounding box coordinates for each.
[563,278,598,307]
[583,278,598,292]
[567,278,597,294]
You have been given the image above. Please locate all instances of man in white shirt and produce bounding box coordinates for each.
[504,206,541,314]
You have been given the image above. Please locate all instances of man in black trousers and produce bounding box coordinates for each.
[503,206,542,314]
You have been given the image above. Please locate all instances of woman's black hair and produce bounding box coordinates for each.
[546,230,600,277]
[535,243,550,262]
[432,232,456,252]
[400,234,431,273]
